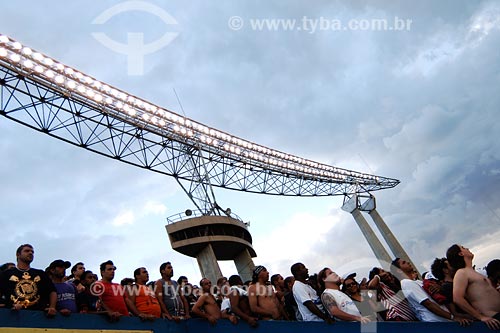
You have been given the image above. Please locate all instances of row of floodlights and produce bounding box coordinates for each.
[0,34,381,183]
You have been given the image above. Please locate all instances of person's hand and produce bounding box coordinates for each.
[12,303,23,311]
[359,316,372,324]
[480,316,500,330]
[207,315,218,326]
[324,316,334,324]
[453,315,472,327]
[162,313,174,321]
[427,282,441,295]
[59,308,71,316]
[108,311,122,322]
[247,317,258,327]
[228,314,238,325]
[45,307,57,318]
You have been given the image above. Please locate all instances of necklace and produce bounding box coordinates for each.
[16,266,30,272]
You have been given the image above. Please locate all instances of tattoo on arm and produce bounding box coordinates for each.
[321,293,337,316]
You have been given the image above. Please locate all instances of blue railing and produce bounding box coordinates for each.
[0,308,492,333]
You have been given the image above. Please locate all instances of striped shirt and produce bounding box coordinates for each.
[379,282,418,321]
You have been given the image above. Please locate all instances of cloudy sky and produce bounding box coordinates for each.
[1,0,499,283]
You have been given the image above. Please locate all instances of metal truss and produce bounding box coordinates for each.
[0,62,399,197]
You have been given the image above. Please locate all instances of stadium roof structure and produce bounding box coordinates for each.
[0,35,399,199]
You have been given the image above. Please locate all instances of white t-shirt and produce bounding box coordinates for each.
[321,288,360,320]
[221,297,231,312]
[292,280,323,321]
[401,279,451,322]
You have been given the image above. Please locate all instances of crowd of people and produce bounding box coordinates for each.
[0,243,499,329]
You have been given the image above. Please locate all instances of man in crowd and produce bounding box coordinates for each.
[0,244,57,317]
[76,270,102,313]
[447,245,500,329]
[248,265,285,320]
[127,267,161,320]
[49,259,77,315]
[192,278,237,325]
[68,262,86,293]
[95,260,130,319]
[291,262,331,323]
[227,274,258,327]
[392,257,470,325]
[155,261,190,320]
[367,267,417,321]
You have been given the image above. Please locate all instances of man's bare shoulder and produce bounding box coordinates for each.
[455,267,475,278]
[247,284,257,295]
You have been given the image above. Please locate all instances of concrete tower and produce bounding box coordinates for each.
[166,214,256,284]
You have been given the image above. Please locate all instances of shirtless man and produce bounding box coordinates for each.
[228,275,258,327]
[248,265,285,320]
[192,278,237,326]
[447,244,500,329]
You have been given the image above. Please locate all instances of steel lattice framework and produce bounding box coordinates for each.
[0,35,399,198]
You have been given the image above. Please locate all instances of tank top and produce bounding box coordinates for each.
[161,279,184,316]
[135,284,161,318]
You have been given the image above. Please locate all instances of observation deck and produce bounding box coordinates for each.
[166,212,256,260]
[166,210,256,283]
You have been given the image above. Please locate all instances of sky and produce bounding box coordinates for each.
[0,0,499,284]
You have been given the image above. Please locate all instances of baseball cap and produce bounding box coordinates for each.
[49,259,71,269]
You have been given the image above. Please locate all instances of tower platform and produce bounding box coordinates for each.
[166,214,256,283]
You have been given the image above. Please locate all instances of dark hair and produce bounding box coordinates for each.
[71,262,84,274]
[341,277,356,294]
[133,267,143,281]
[446,244,465,270]
[486,259,500,282]
[0,262,15,272]
[284,276,294,291]
[390,258,402,276]
[159,262,171,273]
[216,277,227,287]
[120,277,134,286]
[430,258,447,281]
[368,267,381,281]
[290,262,303,277]
[80,270,94,281]
[317,267,329,293]
[177,275,188,284]
[270,274,281,287]
[16,244,33,256]
[100,260,114,272]
[228,275,242,286]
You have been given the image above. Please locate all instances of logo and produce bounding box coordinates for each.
[92,1,179,75]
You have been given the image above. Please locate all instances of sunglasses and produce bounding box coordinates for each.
[344,282,357,288]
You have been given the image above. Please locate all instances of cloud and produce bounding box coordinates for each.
[144,201,168,215]
[112,210,135,226]
[1,1,499,284]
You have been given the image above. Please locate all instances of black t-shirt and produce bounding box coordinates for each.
[76,290,102,313]
[0,267,56,311]
[441,281,453,304]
